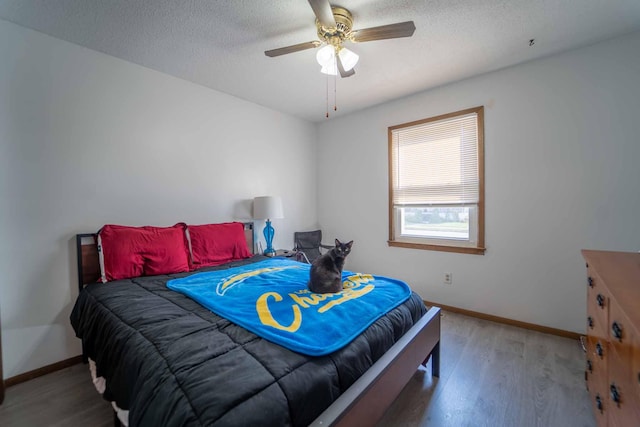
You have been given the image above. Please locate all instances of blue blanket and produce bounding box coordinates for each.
[167,258,411,356]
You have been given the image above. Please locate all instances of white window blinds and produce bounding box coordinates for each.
[390,112,479,206]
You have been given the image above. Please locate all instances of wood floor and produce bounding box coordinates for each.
[377,311,595,427]
[0,311,595,427]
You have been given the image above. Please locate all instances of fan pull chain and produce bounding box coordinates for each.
[334,72,337,112]
[324,64,339,118]
[326,71,329,118]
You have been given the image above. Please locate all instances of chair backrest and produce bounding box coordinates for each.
[294,230,323,263]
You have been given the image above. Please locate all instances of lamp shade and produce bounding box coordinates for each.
[317,45,337,75]
[316,45,335,67]
[338,47,359,71]
[317,45,359,75]
[253,196,284,220]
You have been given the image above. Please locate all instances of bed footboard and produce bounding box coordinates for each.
[310,306,441,427]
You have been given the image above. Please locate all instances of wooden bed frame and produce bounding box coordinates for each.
[75,222,441,427]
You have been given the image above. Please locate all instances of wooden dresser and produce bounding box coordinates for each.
[582,250,640,427]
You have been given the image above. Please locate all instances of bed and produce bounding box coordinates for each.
[71,222,441,426]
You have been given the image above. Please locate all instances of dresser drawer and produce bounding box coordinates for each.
[609,298,633,373]
[588,388,609,427]
[587,335,608,367]
[582,250,640,427]
[608,345,640,426]
[586,335,608,392]
[587,273,609,334]
[587,311,608,347]
[634,332,640,400]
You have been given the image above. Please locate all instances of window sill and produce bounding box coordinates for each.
[388,240,486,255]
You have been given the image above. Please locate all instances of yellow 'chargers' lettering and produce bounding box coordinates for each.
[256,292,302,332]
[220,267,284,291]
[289,292,330,308]
[318,285,375,313]
[217,265,303,295]
[255,271,378,331]
[344,273,374,286]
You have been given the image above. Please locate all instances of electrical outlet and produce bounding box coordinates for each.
[444,272,452,284]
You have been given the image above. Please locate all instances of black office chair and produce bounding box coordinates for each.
[293,230,333,263]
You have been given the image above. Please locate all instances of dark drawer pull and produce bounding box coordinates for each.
[595,394,603,413]
[610,384,620,406]
[596,294,605,308]
[596,342,604,358]
[587,316,594,329]
[587,359,593,373]
[611,321,623,341]
[588,276,594,287]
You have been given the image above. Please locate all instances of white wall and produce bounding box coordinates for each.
[317,31,640,334]
[0,19,317,378]
[2,18,638,380]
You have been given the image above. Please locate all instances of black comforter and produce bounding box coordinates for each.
[70,256,427,427]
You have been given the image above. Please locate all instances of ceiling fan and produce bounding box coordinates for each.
[264,0,416,78]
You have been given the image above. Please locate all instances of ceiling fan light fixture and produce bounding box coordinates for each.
[264,1,415,116]
[317,44,338,75]
[316,45,359,75]
[316,45,335,67]
[338,47,359,71]
[320,64,338,75]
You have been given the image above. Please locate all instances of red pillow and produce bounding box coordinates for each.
[188,222,252,269]
[97,223,191,282]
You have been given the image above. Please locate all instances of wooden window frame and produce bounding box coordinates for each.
[388,106,485,255]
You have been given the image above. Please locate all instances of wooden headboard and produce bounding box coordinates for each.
[76,222,255,292]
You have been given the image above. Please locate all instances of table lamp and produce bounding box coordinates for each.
[253,196,284,256]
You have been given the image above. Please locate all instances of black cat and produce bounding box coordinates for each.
[308,239,354,294]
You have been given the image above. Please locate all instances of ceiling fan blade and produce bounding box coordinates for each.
[351,21,416,43]
[265,41,321,57]
[337,56,355,78]
[308,0,337,28]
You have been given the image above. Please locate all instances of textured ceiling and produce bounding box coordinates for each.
[2,0,639,122]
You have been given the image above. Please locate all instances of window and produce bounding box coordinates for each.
[388,106,485,254]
